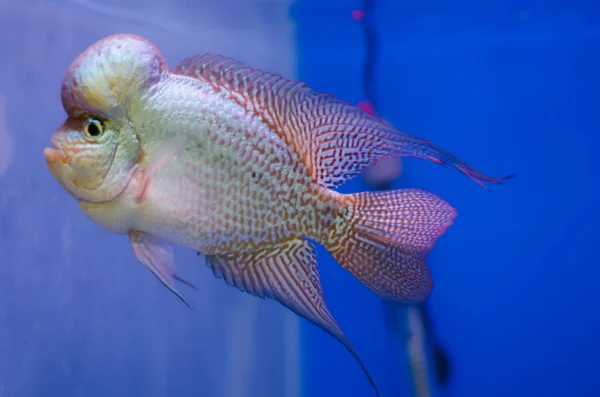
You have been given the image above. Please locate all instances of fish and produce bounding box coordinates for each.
[44,34,514,396]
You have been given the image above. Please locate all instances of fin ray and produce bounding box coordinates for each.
[129,231,194,308]
[172,56,512,190]
[328,189,457,303]
[205,239,381,396]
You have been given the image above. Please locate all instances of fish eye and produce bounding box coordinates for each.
[83,118,105,139]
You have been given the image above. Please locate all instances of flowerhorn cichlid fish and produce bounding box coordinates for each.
[44,34,514,396]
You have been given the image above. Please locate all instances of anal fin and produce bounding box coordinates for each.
[206,239,381,397]
[129,230,196,308]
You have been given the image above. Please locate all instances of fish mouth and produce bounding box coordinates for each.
[43,145,90,202]
[43,141,67,164]
[44,141,73,196]
[43,138,131,204]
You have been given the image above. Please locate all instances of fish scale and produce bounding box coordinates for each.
[132,69,332,253]
[45,34,514,397]
[133,73,334,254]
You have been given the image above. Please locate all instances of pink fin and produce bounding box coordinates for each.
[172,54,514,190]
[205,239,381,397]
[129,231,195,308]
[136,136,186,202]
[329,189,457,303]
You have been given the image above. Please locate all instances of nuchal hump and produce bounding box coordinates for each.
[61,34,169,120]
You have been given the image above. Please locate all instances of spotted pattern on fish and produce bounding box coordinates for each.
[127,70,345,256]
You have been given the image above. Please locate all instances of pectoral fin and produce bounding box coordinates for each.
[135,136,186,202]
[205,238,380,397]
[129,230,195,308]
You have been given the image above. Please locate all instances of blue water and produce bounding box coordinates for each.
[296,1,600,397]
[1,1,599,397]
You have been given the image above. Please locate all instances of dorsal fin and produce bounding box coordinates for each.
[172,54,307,134]
[172,54,515,190]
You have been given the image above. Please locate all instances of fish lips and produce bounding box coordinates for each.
[43,141,80,199]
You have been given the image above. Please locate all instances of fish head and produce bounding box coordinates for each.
[45,34,169,203]
[45,116,139,203]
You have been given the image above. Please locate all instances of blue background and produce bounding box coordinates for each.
[0,1,598,397]
[293,1,600,397]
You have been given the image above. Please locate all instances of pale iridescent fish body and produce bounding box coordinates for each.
[44,34,513,396]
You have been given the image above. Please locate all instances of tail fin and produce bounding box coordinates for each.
[327,189,457,304]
